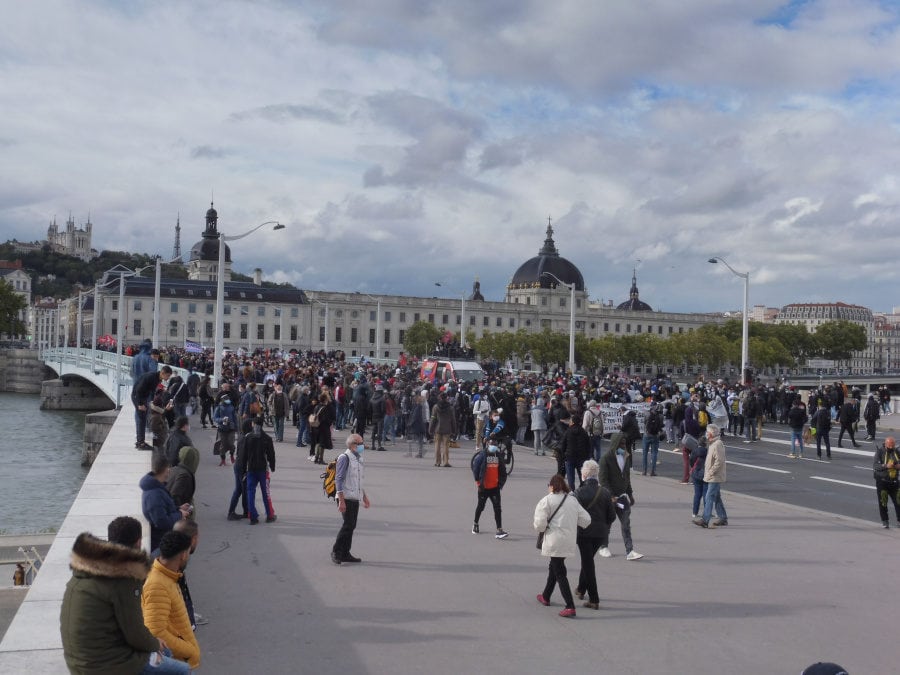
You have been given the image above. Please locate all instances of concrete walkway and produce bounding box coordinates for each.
[1,416,892,673]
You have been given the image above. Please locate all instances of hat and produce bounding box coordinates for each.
[801,664,848,675]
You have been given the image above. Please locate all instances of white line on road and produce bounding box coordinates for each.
[766,452,830,464]
[745,435,875,457]
[726,460,791,474]
[810,476,875,490]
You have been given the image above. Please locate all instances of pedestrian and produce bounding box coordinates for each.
[268,382,291,442]
[471,441,509,539]
[694,424,728,528]
[227,419,253,521]
[140,455,191,552]
[149,391,171,458]
[213,394,238,466]
[314,389,336,464]
[688,434,708,519]
[405,392,427,458]
[598,433,644,560]
[620,408,640,455]
[472,390,491,450]
[369,383,387,451]
[559,413,591,491]
[515,395,529,445]
[166,446,199,511]
[873,436,900,528]
[198,375,214,429]
[837,398,861,448]
[141,530,201,670]
[131,365,173,450]
[787,399,808,459]
[641,402,663,476]
[429,391,458,467]
[863,393,880,441]
[241,416,276,525]
[164,416,193,468]
[813,403,832,459]
[60,517,189,675]
[582,395,603,461]
[573,460,617,611]
[331,433,371,565]
[534,473,591,618]
[531,395,549,456]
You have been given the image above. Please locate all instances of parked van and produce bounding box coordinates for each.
[420,358,485,384]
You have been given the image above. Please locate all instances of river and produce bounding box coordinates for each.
[0,392,89,535]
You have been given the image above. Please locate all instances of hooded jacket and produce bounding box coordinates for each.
[140,473,182,552]
[599,432,633,498]
[429,399,458,436]
[142,559,200,668]
[167,446,199,507]
[164,428,193,468]
[60,533,157,675]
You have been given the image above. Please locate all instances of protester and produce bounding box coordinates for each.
[141,455,191,552]
[227,419,253,521]
[873,436,900,528]
[573,460,616,610]
[694,424,728,528]
[598,433,644,560]
[471,441,509,539]
[241,416,276,524]
[332,433,371,565]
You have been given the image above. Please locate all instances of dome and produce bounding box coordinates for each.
[617,270,653,311]
[508,221,585,291]
[189,238,231,263]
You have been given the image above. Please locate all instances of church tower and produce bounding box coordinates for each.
[187,201,232,281]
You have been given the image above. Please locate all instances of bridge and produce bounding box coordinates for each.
[40,348,196,408]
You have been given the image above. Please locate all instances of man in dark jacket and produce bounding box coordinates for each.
[471,441,509,539]
[598,433,643,561]
[814,404,833,459]
[429,392,458,467]
[863,393,880,441]
[167,446,199,509]
[838,398,861,448]
[164,416,193,468]
[241,416,276,524]
[130,365,172,450]
[787,399,808,459]
[369,384,387,451]
[573,459,617,610]
[60,517,187,674]
[559,414,591,491]
[140,454,190,552]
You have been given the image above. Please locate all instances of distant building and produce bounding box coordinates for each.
[750,304,779,323]
[874,319,900,373]
[0,260,31,340]
[187,203,231,282]
[47,214,97,261]
[776,302,874,372]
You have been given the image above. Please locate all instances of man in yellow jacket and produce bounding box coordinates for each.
[142,530,201,669]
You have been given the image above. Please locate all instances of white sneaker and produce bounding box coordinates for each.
[626,550,644,561]
[598,547,612,558]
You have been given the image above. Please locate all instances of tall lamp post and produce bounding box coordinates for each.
[213,221,285,385]
[434,283,466,350]
[541,272,576,374]
[149,255,185,348]
[708,257,750,385]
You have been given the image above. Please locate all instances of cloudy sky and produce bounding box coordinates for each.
[3,0,900,314]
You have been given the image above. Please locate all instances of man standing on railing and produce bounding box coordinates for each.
[131,365,173,451]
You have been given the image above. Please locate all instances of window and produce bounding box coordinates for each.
[647,325,652,334]
[483,316,489,327]
[526,297,531,305]
[496,317,502,327]
[399,329,405,344]
[576,299,582,309]
[273,307,281,317]
[290,307,299,318]
[185,321,195,338]
[442,314,448,324]
[240,305,249,316]
[206,303,214,314]
[169,320,178,337]
[399,312,405,323]
[541,296,547,306]
[290,325,297,341]
[560,297,566,308]
[384,311,391,322]
[111,300,118,311]
[257,324,264,340]
[456,314,460,325]
[428,313,434,324]
[369,328,376,344]
[468,315,475,326]
[170,302,178,313]
[626,324,632,333]
[335,326,342,342]
[615,323,620,333]
[636,324,642,333]
[509,318,515,328]
[414,312,420,322]
[205,321,213,339]
[335,309,342,318]
[133,319,141,335]
[384,329,390,344]
[186,303,195,314]
[604,322,609,332]
[668,326,673,335]
[223,323,231,339]
[369,310,376,321]
[351,327,358,342]
[658,326,663,335]
[133,300,142,311]
[319,326,325,342]
[240,323,248,340]
[257,306,265,317]
[351,310,358,319]
[679,327,684,334]
[223,305,231,315]
[111,318,118,334]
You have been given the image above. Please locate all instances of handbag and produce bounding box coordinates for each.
[536,493,568,550]
[308,409,321,428]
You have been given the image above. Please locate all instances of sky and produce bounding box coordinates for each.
[3,0,900,314]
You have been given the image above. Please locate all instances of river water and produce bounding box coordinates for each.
[0,392,88,535]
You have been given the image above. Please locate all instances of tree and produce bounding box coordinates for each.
[0,283,27,337]
[402,321,442,358]
[814,320,868,363]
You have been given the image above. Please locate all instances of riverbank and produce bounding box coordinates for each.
[0,348,52,394]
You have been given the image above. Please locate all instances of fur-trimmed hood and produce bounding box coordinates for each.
[69,532,150,581]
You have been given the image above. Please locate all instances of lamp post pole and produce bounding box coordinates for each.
[153,257,162,347]
[708,257,750,385]
[91,282,99,372]
[76,291,83,349]
[541,272,576,374]
[213,221,284,386]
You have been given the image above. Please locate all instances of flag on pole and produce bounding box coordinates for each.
[184,339,202,354]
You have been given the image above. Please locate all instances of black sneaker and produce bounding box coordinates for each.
[249,518,259,525]
[266,515,277,523]
[495,530,508,539]
[227,513,242,521]
[343,554,361,563]
[331,551,342,565]
[472,523,479,534]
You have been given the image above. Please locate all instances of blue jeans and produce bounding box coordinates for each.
[335,402,345,429]
[642,435,659,473]
[692,478,705,517]
[565,460,582,491]
[134,406,148,444]
[140,648,191,674]
[590,435,603,462]
[384,414,395,442]
[790,428,803,456]
[296,417,309,446]
[702,482,727,524]
[228,463,246,515]
[273,416,285,441]
[246,470,273,521]
[745,417,757,441]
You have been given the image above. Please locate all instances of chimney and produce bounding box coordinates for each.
[253,268,262,286]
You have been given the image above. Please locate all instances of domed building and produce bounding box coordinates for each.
[617,270,653,311]
[187,202,233,282]
[505,220,587,311]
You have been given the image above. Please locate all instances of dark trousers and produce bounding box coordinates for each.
[200,400,213,426]
[866,419,877,438]
[228,464,247,516]
[333,498,360,558]
[178,574,195,627]
[876,480,900,523]
[134,406,148,443]
[576,536,604,604]
[816,429,832,457]
[474,488,502,529]
[614,498,634,553]
[542,557,575,609]
[838,423,857,446]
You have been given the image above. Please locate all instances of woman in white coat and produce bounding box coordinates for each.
[534,473,592,617]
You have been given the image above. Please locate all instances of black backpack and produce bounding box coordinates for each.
[646,410,662,435]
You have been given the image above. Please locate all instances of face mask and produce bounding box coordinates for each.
[616,447,625,456]
[492,416,499,423]
[356,444,365,455]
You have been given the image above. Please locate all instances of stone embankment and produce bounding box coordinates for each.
[0,349,52,394]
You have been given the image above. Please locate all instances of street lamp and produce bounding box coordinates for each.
[147,254,185,348]
[708,257,750,385]
[541,272,575,374]
[434,283,466,350]
[213,221,285,385]
[359,292,382,358]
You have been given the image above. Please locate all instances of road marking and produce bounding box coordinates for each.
[810,476,875,490]
[750,436,875,457]
[766,452,830,464]
[726,460,791,474]
[853,465,871,471]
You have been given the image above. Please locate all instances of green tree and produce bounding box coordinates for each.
[402,321,442,358]
[814,320,868,364]
[0,283,27,336]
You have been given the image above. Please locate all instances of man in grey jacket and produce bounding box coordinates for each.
[694,423,728,528]
[332,434,371,565]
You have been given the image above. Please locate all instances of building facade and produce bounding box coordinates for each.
[775,302,875,372]
[0,261,31,340]
[47,215,96,261]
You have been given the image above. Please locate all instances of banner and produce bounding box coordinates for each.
[184,339,202,354]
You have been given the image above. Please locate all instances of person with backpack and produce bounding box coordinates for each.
[641,403,663,476]
[331,433,371,565]
[471,441,509,539]
[582,396,604,461]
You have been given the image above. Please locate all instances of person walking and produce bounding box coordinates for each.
[227,419,253,521]
[863,393,880,442]
[331,434,371,565]
[164,416,193,468]
[641,403,663,475]
[472,390,491,450]
[198,375,214,429]
[213,394,238,466]
[689,435,708,519]
[429,391,458,467]
[598,433,644,560]
[814,403,833,459]
[787,399,808,459]
[241,416,276,525]
[573,460,616,611]
[694,424,728,528]
[166,446,199,512]
[582,396,604,461]
[268,382,291,442]
[531,395,549,456]
[140,455,190,553]
[559,414,591,491]
[837,398,861,448]
[369,384,387,452]
[405,392,427,458]
[873,436,900,528]
[534,474,591,618]
[471,441,509,539]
